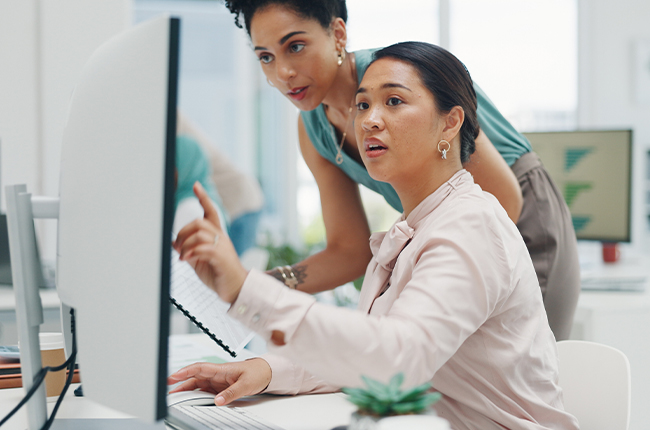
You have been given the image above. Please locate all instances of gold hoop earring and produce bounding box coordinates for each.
[438,140,451,160]
[266,78,275,87]
[337,49,346,66]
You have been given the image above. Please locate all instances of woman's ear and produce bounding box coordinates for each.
[331,17,347,51]
[442,106,465,141]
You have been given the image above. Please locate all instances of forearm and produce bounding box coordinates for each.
[267,242,372,294]
[286,116,372,294]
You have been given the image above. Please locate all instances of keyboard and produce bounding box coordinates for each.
[166,405,285,430]
[580,275,647,292]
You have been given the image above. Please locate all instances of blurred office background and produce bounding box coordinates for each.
[4,0,650,260]
[1,0,650,426]
[2,0,649,258]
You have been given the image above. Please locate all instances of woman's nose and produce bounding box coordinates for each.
[276,61,296,84]
[362,106,382,131]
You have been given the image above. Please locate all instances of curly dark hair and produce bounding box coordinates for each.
[372,42,479,163]
[223,0,347,35]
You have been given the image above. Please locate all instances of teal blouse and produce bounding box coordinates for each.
[300,48,532,212]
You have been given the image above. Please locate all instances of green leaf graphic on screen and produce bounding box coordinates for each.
[563,148,595,233]
[571,215,592,233]
[564,182,592,207]
[565,148,593,172]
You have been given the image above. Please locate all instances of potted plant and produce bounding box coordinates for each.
[342,373,449,430]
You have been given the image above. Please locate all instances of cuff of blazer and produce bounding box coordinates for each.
[227,268,316,344]
[259,353,301,395]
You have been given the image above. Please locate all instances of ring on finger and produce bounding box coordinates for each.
[213,233,220,246]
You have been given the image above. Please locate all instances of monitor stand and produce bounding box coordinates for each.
[5,185,50,429]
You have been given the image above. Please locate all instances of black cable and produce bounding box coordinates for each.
[0,309,77,429]
[41,309,77,430]
[0,365,50,426]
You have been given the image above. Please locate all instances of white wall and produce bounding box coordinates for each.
[578,0,650,250]
[0,1,42,209]
[0,0,131,260]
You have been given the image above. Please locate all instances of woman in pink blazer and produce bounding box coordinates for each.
[170,42,578,430]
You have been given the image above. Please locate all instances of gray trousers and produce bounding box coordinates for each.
[512,152,581,341]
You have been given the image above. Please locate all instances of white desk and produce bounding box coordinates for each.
[0,334,356,430]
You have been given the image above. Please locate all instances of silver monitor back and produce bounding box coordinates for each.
[56,15,179,422]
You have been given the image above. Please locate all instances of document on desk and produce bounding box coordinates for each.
[170,250,254,357]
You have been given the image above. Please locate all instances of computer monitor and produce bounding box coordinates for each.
[524,130,632,243]
[55,14,179,423]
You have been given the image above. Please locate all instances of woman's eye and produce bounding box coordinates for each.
[290,43,305,53]
[356,102,369,111]
[387,97,402,106]
[259,54,273,64]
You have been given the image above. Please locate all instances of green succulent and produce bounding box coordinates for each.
[342,373,442,417]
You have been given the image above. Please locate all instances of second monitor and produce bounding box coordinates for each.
[525,129,632,243]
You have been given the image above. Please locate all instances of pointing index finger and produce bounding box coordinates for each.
[193,182,222,230]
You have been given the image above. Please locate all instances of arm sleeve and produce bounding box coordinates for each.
[260,353,340,395]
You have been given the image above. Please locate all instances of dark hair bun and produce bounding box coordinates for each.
[224,0,348,34]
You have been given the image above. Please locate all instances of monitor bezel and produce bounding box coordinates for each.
[157,16,180,419]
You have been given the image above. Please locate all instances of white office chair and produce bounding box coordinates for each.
[556,340,631,430]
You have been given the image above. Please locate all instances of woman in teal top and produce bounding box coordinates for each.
[224,0,579,340]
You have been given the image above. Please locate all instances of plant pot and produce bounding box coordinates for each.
[349,411,382,430]
[377,415,451,430]
[349,411,450,430]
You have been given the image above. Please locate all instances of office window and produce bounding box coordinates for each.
[346,0,440,50]
[449,0,578,131]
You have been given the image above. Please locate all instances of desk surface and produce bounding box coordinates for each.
[0,334,356,430]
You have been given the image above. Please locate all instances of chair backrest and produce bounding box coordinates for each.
[556,340,631,430]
